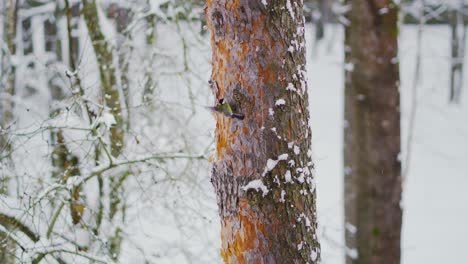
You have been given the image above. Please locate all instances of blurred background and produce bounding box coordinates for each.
[0,0,467,263]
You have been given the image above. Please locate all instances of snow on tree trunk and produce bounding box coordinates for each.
[0,0,17,154]
[206,1,320,263]
[344,1,402,264]
[0,0,18,262]
[83,1,126,259]
[83,0,124,157]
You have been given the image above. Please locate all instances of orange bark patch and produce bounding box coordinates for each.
[220,199,267,264]
[216,116,230,158]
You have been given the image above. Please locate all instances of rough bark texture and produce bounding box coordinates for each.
[206,1,320,263]
[344,1,402,264]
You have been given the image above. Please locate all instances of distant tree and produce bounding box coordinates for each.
[206,1,320,263]
[0,0,18,262]
[83,0,127,259]
[449,1,466,103]
[343,1,402,264]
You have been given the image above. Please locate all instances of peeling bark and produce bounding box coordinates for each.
[206,1,320,263]
[344,1,402,264]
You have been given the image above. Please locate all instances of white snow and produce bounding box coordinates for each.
[100,112,117,127]
[346,247,358,259]
[242,179,269,197]
[297,173,305,183]
[297,241,304,250]
[310,249,318,261]
[287,82,297,92]
[262,154,288,176]
[344,62,354,72]
[345,222,357,234]
[280,190,286,202]
[285,170,292,182]
[276,99,286,106]
[294,145,300,155]
[286,0,295,20]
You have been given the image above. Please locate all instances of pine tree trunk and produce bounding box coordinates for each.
[344,1,402,264]
[206,1,320,263]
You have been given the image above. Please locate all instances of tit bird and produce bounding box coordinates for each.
[207,98,245,120]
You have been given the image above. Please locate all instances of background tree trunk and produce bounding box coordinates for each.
[449,3,466,103]
[83,0,126,259]
[83,0,124,158]
[344,1,402,264]
[206,1,320,263]
[0,0,18,262]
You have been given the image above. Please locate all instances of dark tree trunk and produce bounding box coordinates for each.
[206,0,320,263]
[344,1,402,264]
[449,6,466,103]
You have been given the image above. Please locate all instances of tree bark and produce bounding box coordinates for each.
[206,1,320,263]
[83,0,124,157]
[0,0,17,154]
[0,1,18,262]
[83,1,126,259]
[344,1,402,264]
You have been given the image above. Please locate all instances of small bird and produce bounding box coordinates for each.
[207,98,245,120]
